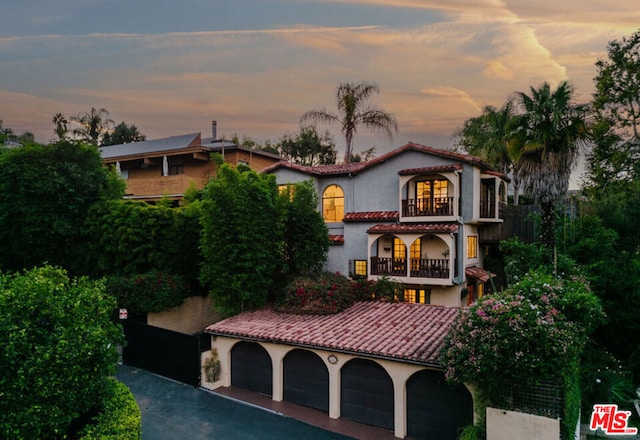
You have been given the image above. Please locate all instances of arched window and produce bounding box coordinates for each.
[322,185,344,222]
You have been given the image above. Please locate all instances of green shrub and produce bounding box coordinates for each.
[80,378,141,440]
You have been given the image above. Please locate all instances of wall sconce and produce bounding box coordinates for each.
[383,247,391,252]
[327,354,338,364]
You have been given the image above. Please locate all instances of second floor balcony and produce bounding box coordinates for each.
[370,257,452,279]
[401,197,455,217]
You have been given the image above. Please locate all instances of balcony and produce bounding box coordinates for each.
[125,175,209,198]
[401,197,455,217]
[480,199,507,220]
[370,257,451,279]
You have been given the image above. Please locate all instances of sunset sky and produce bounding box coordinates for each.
[1,0,638,162]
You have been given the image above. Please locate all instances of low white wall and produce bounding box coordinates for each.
[148,295,222,334]
[486,407,560,440]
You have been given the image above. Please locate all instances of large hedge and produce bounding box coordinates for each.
[0,141,123,273]
[0,266,124,439]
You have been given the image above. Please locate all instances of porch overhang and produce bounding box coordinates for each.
[366,223,458,234]
[465,266,495,283]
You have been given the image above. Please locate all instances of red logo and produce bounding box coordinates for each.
[590,404,638,435]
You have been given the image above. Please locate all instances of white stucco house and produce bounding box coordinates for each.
[264,142,509,307]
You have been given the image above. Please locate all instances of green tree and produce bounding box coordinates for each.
[0,266,124,439]
[588,29,640,186]
[513,81,588,250]
[301,81,398,163]
[200,164,283,315]
[277,126,337,166]
[102,121,146,146]
[454,101,525,204]
[0,140,123,273]
[72,107,115,146]
[279,181,329,278]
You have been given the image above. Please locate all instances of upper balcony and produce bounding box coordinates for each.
[398,165,461,223]
[124,174,209,200]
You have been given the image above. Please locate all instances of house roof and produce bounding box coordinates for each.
[99,132,282,162]
[367,223,459,234]
[328,235,344,245]
[205,301,460,367]
[465,266,496,283]
[343,211,399,222]
[398,164,463,176]
[262,142,507,180]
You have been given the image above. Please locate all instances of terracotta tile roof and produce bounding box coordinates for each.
[367,223,459,234]
[328,235,344,244]
[262,142,506,178]
[398,164,463,175]
[343,211,399,222]
[465,266,496,283]
[205,301,460,366]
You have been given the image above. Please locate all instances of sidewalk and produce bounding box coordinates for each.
[117,365,356,440]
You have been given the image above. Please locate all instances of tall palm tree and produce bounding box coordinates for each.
[513,81,588,250]
[71,107,114,146]
[52,113,69,141]
[301,81,398,163]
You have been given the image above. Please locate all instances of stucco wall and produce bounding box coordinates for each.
[486,407,560,440]
[148,295,222,334]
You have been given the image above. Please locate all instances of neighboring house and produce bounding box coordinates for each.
[264,142,509,307]
[99,123,282,202]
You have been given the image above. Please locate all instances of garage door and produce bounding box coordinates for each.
[407,369,473,439]
[231,341,272,396]
[283,349,329,412]
[341,359,394,430]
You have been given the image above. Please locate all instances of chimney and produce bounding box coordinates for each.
[211,120,217,140]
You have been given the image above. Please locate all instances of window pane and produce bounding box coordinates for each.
[354,260,367,276]
[467,235,478,259]
[393,237,406,259]
[322,185,344,222]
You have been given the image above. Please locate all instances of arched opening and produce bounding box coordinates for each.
[230,341,272,396]
[406,369,473,439]
[340,359,394,430]
[283,349,329,412]
[322,184,344,222]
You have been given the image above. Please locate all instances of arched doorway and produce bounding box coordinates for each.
[340,359,394,430]
[406,369,473,439]
[283,349,329,412]
[230,341,272,396]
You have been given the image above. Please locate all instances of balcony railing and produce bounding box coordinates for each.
[125,175,209,198]
[480,199,507,219]
[370,257,450,279]
[402,197,454,217]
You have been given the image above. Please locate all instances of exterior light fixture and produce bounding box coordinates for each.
[327,354,338,364]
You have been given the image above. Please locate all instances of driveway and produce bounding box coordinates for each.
[116,365,353,440]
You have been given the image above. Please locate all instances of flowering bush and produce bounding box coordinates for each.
[106,270,190,314]
[441,271,600,392]
[277,272,353,314]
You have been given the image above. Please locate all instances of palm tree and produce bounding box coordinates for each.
[513,81,588,250]
[301,81,398,163]
[52,113,69,141]
[455,100,525,204]
[71,107,114,146]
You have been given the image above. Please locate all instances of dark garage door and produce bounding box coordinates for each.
[231,341,272,396]
[341,359,394,430]
[407,369,473,440]
[283,349,329,412]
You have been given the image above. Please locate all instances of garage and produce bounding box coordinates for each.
[283,349,329,412]
[340,358,394,430]
[230,341,272,396]
[406,369,473,439]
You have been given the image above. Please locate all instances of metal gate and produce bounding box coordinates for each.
[122,320,202,386]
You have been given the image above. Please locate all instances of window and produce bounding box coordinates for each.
[416,179,449,214]
[322,185,344,222]
[403,288,431,304]
[120,169,129,180]
[467,235,478,259]
[168,161,183,175]
[351,260,367,278]
[393,237,406,259]
[410,238,421,272]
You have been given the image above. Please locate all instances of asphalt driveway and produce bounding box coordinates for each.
[116,365,353,440]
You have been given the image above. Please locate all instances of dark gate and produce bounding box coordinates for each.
[122,320,201,386]
[283,349,329,412]
[341,359,394,430]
